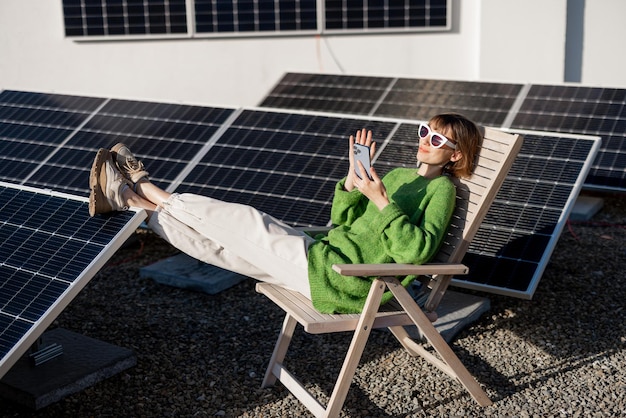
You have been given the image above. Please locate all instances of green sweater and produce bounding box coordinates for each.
[307,167,456,314]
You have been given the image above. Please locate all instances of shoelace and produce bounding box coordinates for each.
[123,157,144,173]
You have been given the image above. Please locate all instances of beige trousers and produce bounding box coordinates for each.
[147,193,315,298]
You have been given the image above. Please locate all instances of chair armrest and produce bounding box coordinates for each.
[332,263,469,277]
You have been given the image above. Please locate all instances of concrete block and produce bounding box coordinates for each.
[570,195,604,221]
[140,253,247,295]
[404,290,490,342]
[0,328,136,410]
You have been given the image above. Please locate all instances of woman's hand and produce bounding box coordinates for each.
[345,129,389,211]
[345,128,376,191]
[353,165,389,211]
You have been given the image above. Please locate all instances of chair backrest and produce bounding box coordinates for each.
[432,127,523,265]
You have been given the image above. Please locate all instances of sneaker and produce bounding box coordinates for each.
[110,143,149,184]
[89,148,130,216]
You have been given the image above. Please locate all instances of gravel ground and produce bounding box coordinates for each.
[1,193,625,417]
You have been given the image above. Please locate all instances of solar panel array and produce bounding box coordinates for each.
[0,85,600,379]
[260,72,625,191]
[0,88,600,296]
[0,183,145,379]
[62,0,450,38]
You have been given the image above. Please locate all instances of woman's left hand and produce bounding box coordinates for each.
[353,164,389,211]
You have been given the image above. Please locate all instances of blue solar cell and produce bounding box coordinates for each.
[0,315,31,359]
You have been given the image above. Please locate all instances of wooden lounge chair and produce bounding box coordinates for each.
[256,127,523,417]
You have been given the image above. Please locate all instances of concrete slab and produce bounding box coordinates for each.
[404,290,490,343]
[570,195,604,221]
[140,253,248,294]
[0,328,136,410]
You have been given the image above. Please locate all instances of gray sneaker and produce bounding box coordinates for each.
[89,148,130,217]
[110,143,149,184]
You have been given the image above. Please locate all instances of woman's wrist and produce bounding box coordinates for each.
[374,197,390,211]
[344,172,356,191]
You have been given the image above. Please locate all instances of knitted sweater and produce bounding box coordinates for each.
[307,167,456,314]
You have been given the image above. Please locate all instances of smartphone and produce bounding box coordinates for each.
[353,143,372,180]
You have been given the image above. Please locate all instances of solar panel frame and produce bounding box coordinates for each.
[0,182,146,380]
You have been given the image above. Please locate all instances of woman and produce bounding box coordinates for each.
[89,113,481,313]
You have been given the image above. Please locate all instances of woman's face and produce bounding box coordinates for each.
[416,122,458,166]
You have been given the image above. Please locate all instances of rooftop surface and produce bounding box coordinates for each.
[0,192,624,417]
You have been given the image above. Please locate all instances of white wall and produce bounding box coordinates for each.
[479,0,567,83]
[583,0,626,87]
[0,0,625,108]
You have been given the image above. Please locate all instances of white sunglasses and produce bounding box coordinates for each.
[418,123,457,149]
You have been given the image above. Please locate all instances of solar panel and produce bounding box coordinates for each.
[195,0,318,34]
[373,78,524,126]
[62,0,188,37]
[260,72,626,192]
[363,124,601,298]
[260,72,524,126]
[454,130,601,297]
[0,90,236,196]
[324,0,450,32]
[0,182,145,380]
[259,73,395,115]
[174,108,398,227]
[509,84,626,191]
[0,90,106,194]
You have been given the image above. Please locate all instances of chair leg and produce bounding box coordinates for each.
[324,279,387,417]
[384,277,492,407]
[262,313,298,388]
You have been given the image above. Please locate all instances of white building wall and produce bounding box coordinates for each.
[0,0,625,108]
[479,0,568,84]
[582,0,626,87]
